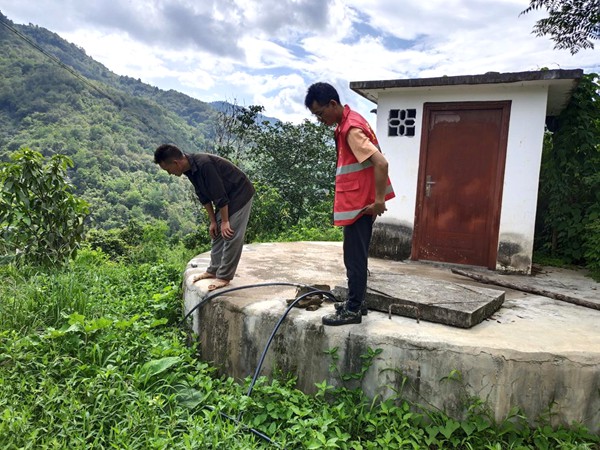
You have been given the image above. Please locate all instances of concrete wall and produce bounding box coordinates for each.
[370,83,550,273]
[185,289,600,433]
[183,242,600,434]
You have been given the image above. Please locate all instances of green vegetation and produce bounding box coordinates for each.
[521,0,599,54]
[0,13,599,448]
[0,148,89,266]
[534,73,600,280]
[1,242,598,449]
[0,13,215,236]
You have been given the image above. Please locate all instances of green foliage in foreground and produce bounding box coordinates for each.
[0,247,598,449]
[0,148,89,267]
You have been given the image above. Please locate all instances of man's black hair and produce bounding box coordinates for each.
[154,144,183,164]
[304,82,340,108]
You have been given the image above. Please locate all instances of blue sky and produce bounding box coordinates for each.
[2,0,598,123]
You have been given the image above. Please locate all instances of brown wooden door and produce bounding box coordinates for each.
[412,101,511,268]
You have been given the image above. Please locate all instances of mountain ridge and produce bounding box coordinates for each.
[0,11,222,235]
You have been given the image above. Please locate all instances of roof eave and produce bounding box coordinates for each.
[350,69,584,115]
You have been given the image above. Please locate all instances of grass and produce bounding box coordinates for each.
[533,250,600,282]
[0,244,598,449]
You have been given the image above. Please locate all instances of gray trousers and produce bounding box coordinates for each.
[207,198,253,281]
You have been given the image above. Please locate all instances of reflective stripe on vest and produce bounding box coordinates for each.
[336,159,373,176]
[333,105,395,226]
[333,184,394,222]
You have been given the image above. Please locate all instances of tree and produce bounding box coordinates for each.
[0,148,89,266]
[208,102,264,166]
[249,119,336,226]
[534,74,600,276]
[521,0,600,54]
[209,103,337,236]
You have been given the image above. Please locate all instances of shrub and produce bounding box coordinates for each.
[535,73,600,272]
[0,147,89,267]
[583,218,600,280]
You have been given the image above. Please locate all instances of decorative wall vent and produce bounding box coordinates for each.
[388,109,416,137]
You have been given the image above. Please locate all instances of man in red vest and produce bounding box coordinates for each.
[305,82,395,326]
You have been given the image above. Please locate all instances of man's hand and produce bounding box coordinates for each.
[363,201,387,217]
[220,220,235,240]
[209,221,219,240]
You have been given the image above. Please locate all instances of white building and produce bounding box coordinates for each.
[351,69,583,274]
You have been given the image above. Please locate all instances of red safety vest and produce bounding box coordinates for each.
[333,105,395,226]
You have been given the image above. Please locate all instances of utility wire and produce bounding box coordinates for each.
[0,16,180,145]
[0,16,117,104]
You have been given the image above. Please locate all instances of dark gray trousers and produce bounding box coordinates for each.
[207,198,253,281]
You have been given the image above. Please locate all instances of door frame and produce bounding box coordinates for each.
[411,101,511,269]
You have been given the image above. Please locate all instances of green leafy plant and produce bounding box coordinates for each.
[521,0,600,54]
[0,147,89,266]
[324,346,384,383]
[583,218,600,280]
[535,73,600,274]
[0,237,599,449]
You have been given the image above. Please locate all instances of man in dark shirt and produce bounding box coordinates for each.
[154,144,255,291]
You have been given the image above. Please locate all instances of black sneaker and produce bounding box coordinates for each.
[322,306,362,326]
[334,301,368,316]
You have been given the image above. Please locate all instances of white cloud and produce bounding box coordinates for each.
[241,37,298,69]
[1,0,598,124]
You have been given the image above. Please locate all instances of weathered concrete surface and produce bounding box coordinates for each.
[183,242,600,432]
[333,272,505,328]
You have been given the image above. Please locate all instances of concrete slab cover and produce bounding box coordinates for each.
[334,272,505,328]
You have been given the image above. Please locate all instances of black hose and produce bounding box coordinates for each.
[244,289,337,399]
[203,405,279,446]
[180,281,326,326]
[180,281,339,447]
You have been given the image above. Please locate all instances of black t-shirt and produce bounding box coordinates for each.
[184,153,255,215]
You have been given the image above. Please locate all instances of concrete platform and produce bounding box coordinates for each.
[334,273,506,328]
[183,241,600,432]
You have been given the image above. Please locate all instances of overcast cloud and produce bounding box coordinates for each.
[1,0,598,123]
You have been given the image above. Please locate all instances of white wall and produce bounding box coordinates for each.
[370,82,549,271]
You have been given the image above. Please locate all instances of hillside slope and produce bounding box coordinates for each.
[0,12,219,235]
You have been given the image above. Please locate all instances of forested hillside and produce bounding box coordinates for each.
[0,13,221,235]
